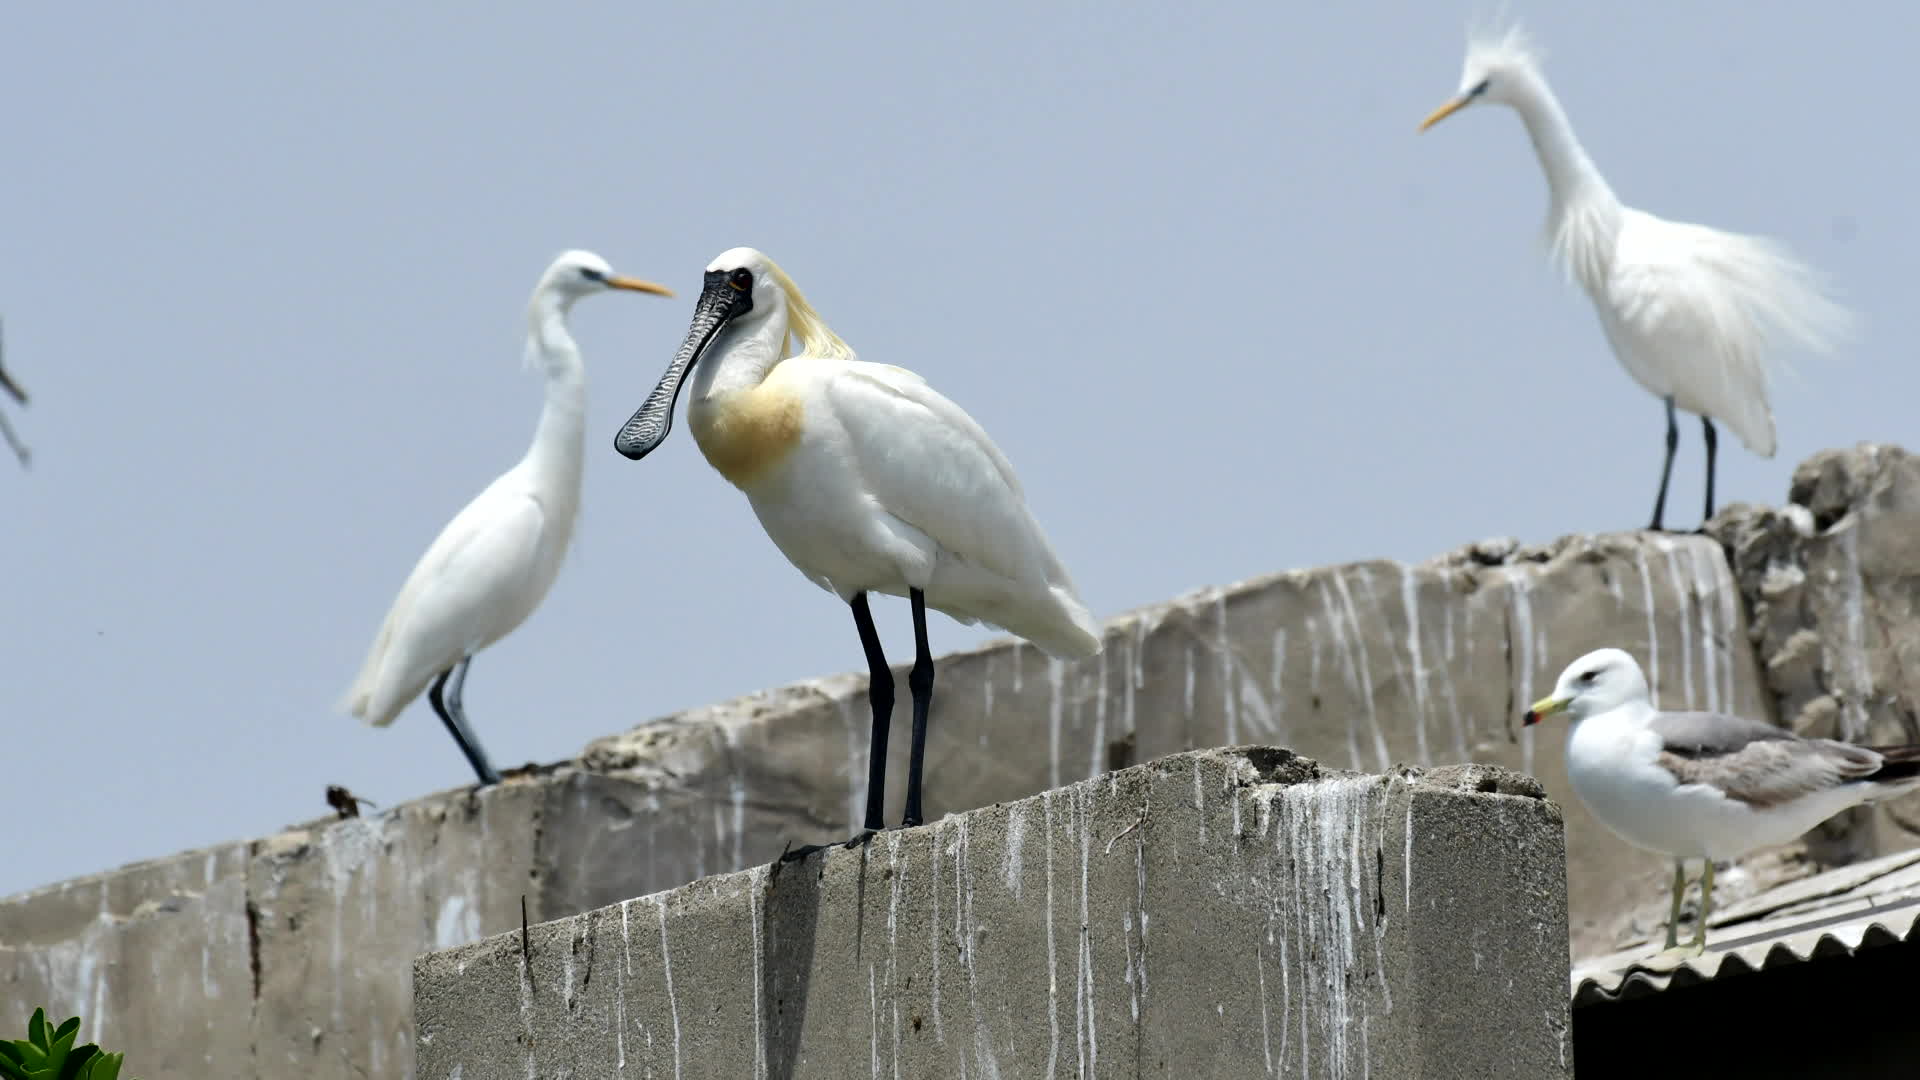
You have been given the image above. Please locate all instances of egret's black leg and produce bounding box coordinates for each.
[1700,416,1719,527]
[851,592,894,834]
[1649,397,1680,532]
[428,657,501,786]
[902,588,936,828]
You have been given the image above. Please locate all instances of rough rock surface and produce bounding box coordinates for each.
[415,749,1572,1080]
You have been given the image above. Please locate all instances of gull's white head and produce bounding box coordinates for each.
[1524,647,1650,726]
[535,249,675,306]
[1419,22,1546,131]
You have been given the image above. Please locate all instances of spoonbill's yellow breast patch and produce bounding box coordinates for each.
[689,384,806,492]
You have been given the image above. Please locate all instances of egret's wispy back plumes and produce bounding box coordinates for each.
[1421,19,1855,529]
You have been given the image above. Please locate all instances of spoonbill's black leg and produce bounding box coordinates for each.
[1700,416,1719,528]
[429,656,501,786]
[851,592,893,836]
[776,595,895,864]
[1648,397,1680,532]
[902,588,936,828]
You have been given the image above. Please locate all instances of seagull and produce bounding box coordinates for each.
[342,251,672,785]
[1526,647,1920,955]
[614,247,1101,845]
[1420,22,1851,531]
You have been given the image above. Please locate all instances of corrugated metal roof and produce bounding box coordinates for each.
[1571,847,1920,1007]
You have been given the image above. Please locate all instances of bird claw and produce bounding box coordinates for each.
[778,841,830,864]
[1638,943,1707,972]
[842,829,878,851]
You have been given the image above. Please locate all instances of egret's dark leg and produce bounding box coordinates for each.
[902,588,936,828]
[1700,416,1719,527]
[851,592,894,835]
[428,657,501,786]
[1649,397,1680,532]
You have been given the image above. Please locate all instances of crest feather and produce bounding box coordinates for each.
[760,255,855,362]
[1466,16,1544,73]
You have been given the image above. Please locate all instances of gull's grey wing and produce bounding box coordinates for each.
[1649,710,1883,808]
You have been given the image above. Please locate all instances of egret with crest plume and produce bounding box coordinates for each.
[1420,22,1851,531]
[1526,648,1920,956]
[344,251,672,785]
[615,247,1102,844]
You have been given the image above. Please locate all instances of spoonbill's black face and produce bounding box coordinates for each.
[613,268,757,461]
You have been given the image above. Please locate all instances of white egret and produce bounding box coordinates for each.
[0,320,30,467]
[1526,648,1920,955]
[343,251,672,785]
[614,247,1102,841]
[1421,23,1851,530]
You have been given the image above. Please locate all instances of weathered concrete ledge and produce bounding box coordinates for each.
[414,748,1571,1079]
[8,443,1919,1078]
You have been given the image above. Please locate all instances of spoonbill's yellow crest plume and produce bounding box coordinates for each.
[615,247,1102,844]
[343,251,672,785]
[1421,22,1851,531]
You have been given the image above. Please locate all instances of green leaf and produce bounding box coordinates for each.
[0,1043,26,1066]
[83,1052,123,1080]
[57,1045,97,1080]
[0,1056,28,1080]
[49,1019,78,1052]
[25,1011,44,1052]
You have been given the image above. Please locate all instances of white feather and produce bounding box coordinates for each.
[683,250,1101,660]
[342,250,668,730]
[1435,21,1853,460]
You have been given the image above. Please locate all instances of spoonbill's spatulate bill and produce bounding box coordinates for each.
[1525,648,1920,955]
[616,247,1102,840]
[343,251,672,786]
[0,320,30,468]
[1420,23,1851,531]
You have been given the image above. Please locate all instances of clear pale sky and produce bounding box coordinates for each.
[4,3,1914,898]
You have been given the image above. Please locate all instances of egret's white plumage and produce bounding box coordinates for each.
[1422,22,1852,528]
[1526,648,1920,952]
[344,250,671,783]
[615,247,1099,833]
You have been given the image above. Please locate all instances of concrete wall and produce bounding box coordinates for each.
[415,748,1572,1080]
[5,442,1919,1078]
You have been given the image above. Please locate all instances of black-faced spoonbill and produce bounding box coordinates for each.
[1525,648,1920,957]
[1420,22,1850,531]
[343,251,673,785]
[614,247,1101,843]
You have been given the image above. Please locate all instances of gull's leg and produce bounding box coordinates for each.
[1665,858,1685,951]
[429,657,501,786]
[1649,397,1680,531]
[1700,416,1719,527]
[1691,859,1716,953]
